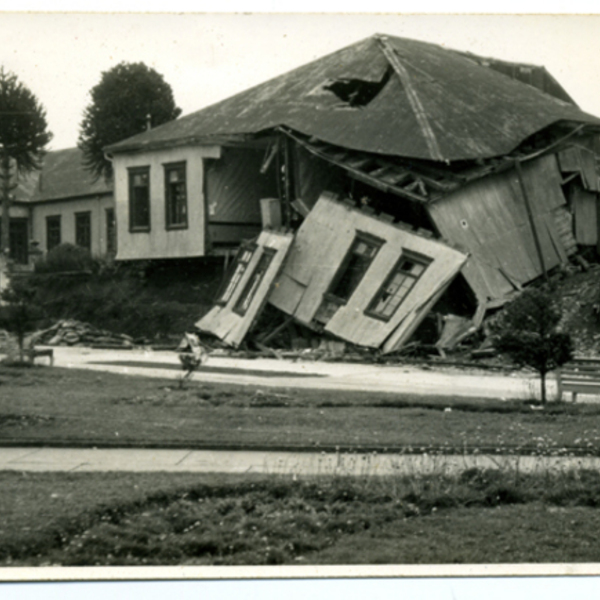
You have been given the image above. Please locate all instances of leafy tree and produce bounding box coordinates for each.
[492,288,573,405]
[0,283,42,364]
[78,62,182,180]
[0,68,51,263]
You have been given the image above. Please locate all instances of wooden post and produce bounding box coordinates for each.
[515,159,548,282]
[282,134,294,228]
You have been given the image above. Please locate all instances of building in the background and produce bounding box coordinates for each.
[2,147,115,270]
[28,148,115,258]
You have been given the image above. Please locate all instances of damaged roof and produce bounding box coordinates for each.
[106,34,600,162]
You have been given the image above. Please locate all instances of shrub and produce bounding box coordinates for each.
[34,243,97,274]
[0,283,43,363]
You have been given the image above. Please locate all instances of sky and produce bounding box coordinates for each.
[2,11,600,151]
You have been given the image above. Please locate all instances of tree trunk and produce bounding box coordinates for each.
[1,150,11,262]
[540,371,547,405]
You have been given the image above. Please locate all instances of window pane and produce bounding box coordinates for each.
[165,163,187,228]
[46,216,61,251]
[76,212,91,251]
[129,168,150,231]
[330,236,381,302]
[367,252,431,321]
[106,208,116,254]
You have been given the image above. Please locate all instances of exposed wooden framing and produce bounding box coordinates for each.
[201,158,212,255]
[282,133,294,227]
[515,159,548,282]
[256,314,295,345]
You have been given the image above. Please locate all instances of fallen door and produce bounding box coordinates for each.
[196,229,295,347]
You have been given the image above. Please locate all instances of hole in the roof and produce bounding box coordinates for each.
[321,66,392,108]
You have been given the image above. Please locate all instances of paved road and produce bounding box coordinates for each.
[48,346,549,400]
[1,446,598,475]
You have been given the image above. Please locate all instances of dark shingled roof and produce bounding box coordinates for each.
[17,147,112,203]
[105,34,600,163]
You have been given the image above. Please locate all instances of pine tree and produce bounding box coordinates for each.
[0,68,51,265]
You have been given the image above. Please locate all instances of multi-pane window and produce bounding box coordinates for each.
[128,167,150,232]
[164,162,188,229]
[329,233,383,302]
[0,219,29,264]
[106,208,116,254]
[313,232,383,326]
[75,212,92,251]
[217,243,256,305]
[233,249,275,316]
[46,215,61,251]
[366,251,431,321]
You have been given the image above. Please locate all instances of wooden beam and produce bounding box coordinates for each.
[515,159,548,282]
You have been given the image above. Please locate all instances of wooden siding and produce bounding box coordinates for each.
[428,154,570,301]
[572,186,599,246]
[268,194,467,349]
[196,230,294,347]
[553,206,578,256]
[112,145,220,260]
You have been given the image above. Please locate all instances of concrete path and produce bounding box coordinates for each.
[48,346,550,400]
[2,447,598,475]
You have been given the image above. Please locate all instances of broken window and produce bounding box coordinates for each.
[128,167,151,232]
[164,162,188,229]
[313,232,383,326]
[217,242,256,305]
[366,251,431,321]
[330,233,383,302]
[233,248,276,316]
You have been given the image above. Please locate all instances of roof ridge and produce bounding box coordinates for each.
[376,34,444,162]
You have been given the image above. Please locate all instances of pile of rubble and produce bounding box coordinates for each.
[31,320,134,348]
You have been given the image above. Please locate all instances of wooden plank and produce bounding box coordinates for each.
[558,146,581,172]
[427,155,569,302]
[572,185,598,245]
[579,148,600,192]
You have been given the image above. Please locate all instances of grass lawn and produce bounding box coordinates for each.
[1,364,600,453]
[3,468,600,565]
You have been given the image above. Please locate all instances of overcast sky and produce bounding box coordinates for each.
[2,12,600,151]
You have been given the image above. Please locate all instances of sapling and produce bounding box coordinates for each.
[493,288,573,405]
[0,283,42,364]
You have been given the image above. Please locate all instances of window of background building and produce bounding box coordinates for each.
[46,215,61,251]
[106,208,116,254]
[75,211,92,251]
[164,162,188,229]
[128,167,150,232]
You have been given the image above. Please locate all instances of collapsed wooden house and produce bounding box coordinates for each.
[105,34,600,352]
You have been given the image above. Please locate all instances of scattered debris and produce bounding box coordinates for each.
[177,332,209,387]
[30,320,134,348]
